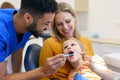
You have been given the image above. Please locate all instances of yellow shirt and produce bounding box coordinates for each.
[39,36,94,80]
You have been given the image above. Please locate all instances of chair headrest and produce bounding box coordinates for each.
[24,44,41,71]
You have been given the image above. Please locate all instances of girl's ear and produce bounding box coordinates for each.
[80,48,85,54]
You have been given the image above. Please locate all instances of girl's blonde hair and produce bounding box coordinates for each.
[63,38,85,52]
[51,2,80,41]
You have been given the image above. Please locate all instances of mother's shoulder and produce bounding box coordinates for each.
[80,36,91,41]
[44,36,58,42]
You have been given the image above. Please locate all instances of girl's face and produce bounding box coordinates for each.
[63,39,82,63]
[54,12,75,39]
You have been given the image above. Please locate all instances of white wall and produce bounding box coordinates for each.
[56,0,75,9]
[0,0,74,10]
[88,0,120,39]
[0,0,20,9]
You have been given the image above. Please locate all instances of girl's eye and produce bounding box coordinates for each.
[71,43,75,46]
[64,45,68,49]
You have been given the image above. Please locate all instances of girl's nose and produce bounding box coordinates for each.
[67,46,71,50]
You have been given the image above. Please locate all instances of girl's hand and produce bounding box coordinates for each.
[83,56,92,66]
[84,55,108,70]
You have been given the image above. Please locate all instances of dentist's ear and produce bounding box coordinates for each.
[24,13,33,24]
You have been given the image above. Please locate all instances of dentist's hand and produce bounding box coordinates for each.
[41,54,66,76]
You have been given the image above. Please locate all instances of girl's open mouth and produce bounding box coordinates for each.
[64,51,76,57]
[69,51,74,57]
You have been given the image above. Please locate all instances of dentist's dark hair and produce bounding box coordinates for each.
[19,0,58,17]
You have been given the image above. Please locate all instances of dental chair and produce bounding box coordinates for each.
[21,37,43,72]
[24,44,41,71]
[21,33,51,72]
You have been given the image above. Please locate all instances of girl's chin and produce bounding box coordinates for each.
[69,60,77,64]
[69,59,77,62]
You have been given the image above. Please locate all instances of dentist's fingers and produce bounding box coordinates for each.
[41,54,66,76]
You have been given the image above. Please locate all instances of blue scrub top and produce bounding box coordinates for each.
[0,8,31,62]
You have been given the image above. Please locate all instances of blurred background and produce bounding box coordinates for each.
[1,0,120,39]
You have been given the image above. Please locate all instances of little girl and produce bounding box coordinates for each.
[62,38,102,80]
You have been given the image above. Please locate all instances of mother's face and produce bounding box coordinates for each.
[54,12,75,39]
